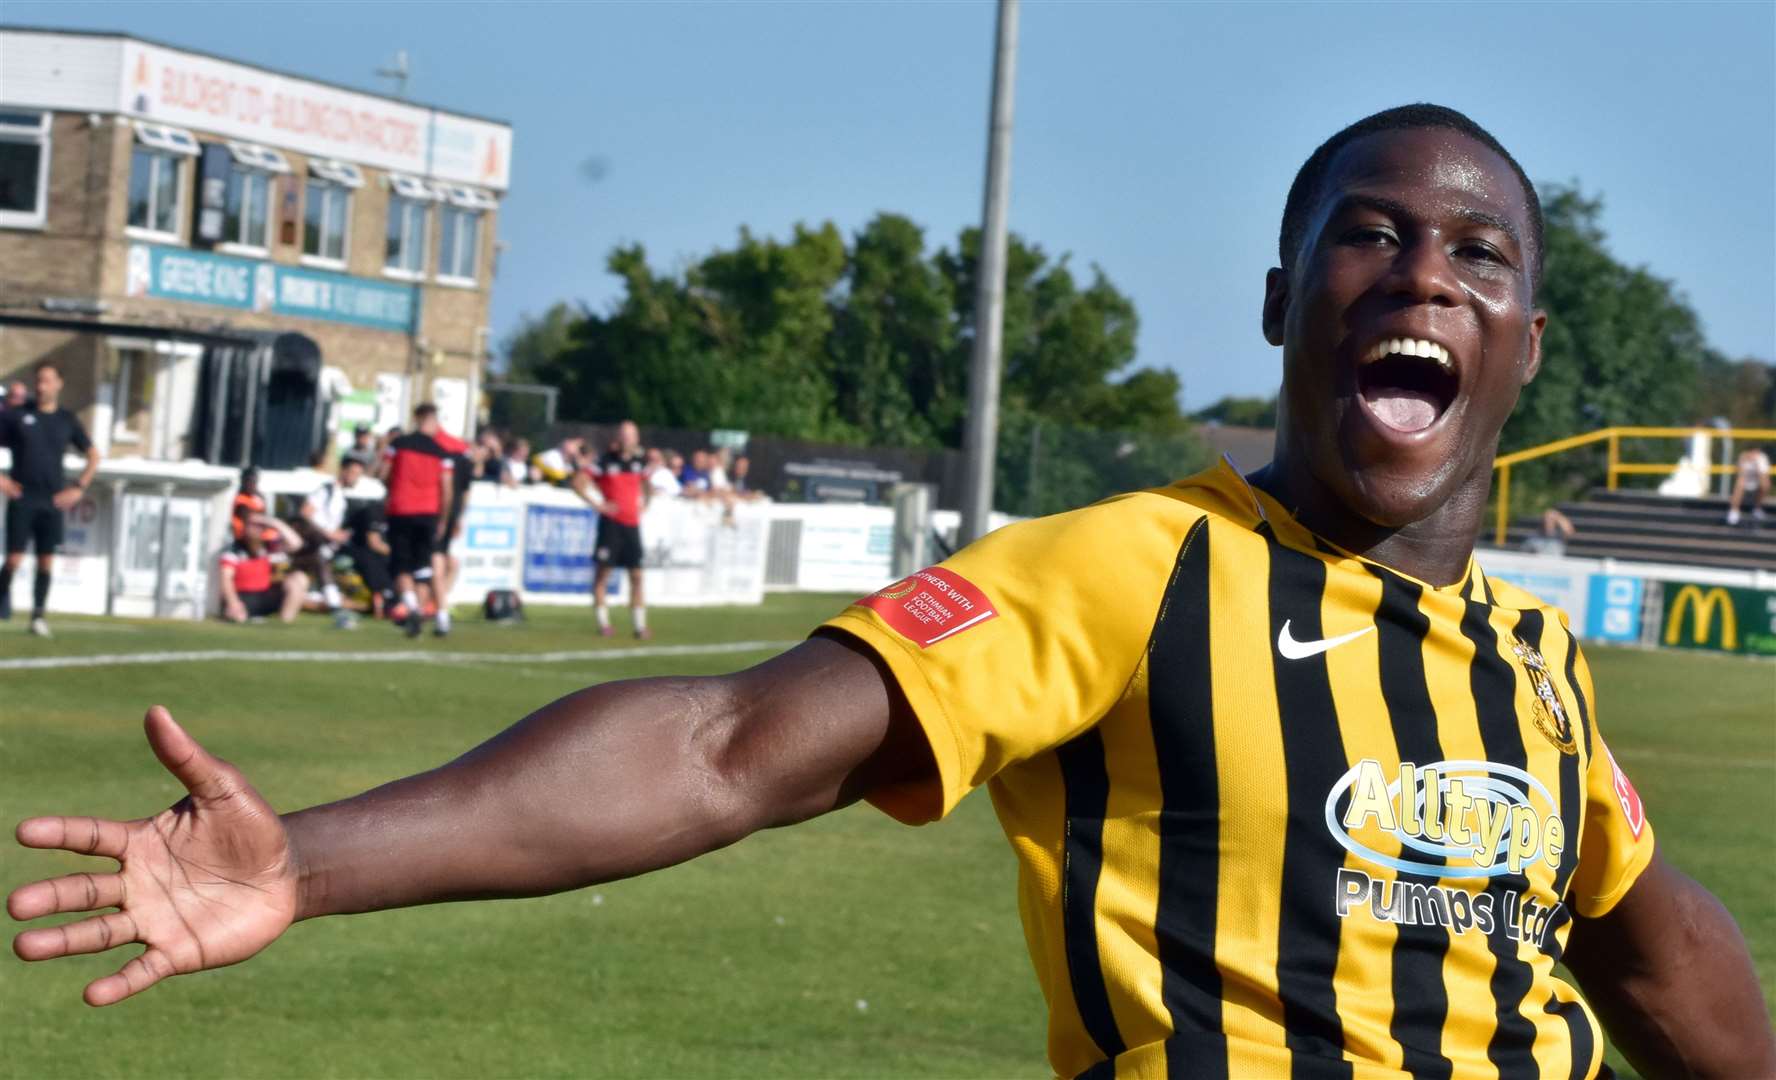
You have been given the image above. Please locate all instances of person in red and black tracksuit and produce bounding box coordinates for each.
[573,419,650,639]
[380,403,455,638]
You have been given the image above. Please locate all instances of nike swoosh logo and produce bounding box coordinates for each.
[1277,619,1375,660]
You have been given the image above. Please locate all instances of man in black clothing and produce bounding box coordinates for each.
[0,362,100,636]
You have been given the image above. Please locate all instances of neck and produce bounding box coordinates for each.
[36,397,56,412]
[1250,444,1494,588]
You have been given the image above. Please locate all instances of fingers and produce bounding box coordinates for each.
[143,706,236,802]
[13,910,138,961]
[15,816,130,859]
[85,947,176,1007]
[7,871,124,921]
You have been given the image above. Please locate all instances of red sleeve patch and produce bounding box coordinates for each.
[856,568,998,649]
[1606,746,1646,838]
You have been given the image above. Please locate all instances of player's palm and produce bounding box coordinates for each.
[8,707,298,1006]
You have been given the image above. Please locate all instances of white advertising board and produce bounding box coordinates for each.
[117,39,511,189]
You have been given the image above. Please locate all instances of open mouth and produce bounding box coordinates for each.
[1357,337,1458,434]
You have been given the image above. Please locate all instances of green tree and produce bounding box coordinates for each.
[500,301,581,384]
[1192,395,1278,428]
[1501,184,1716,513]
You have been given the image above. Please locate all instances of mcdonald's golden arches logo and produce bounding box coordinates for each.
[1664,585,1737,649]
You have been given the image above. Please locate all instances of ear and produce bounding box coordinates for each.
[1521,309,1547,384]
[1262,267,1289,347]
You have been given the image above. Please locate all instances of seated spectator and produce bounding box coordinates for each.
[340,492,392,618]
[534,437,585,486]
[231,467,268,542]
[706,448,733,493]
[505,437,535,485]
[679,449,712,495]
[475,430,511,485]
[1726,446,1771,525]
[645,447,681,498]
[730,455,764,500]
[301,453,372,627]
[1527,506,1575,556]
[220,515,308,624]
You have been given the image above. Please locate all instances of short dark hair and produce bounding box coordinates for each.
[414,403,438,420]
[33,360,61,378]
[1278,104,1544,289]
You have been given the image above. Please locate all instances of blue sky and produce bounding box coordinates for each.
[13,1,1774,411]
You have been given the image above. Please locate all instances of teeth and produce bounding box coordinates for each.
[1364,337,1452,370]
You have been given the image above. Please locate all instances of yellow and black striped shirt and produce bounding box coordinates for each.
[823,460,1655,1079]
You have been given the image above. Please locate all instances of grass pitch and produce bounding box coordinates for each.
[2,596,1771,1078]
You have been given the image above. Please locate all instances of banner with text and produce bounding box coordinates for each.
[1656,581,1776,656]
[127,244,419,332]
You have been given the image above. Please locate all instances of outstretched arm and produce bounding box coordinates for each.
[9,634,927,1004]
[1564,850,1776,1077]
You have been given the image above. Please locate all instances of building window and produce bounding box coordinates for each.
[128,148,182,237]
[127,124,198,240]
[385,194,429,276]
[303,180,350,264]
[0,110,50,230]
[220,141,290,254]
[438,206,481,282]
[303,159,361,266]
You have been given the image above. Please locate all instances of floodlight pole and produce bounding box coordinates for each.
[959,0,1019,546]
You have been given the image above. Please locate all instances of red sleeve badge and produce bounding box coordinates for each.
[1605,746,1646,838]
[856,568,998,649]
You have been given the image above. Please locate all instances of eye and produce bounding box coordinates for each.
[1343,225,1398,247]
[1455,240,1507,266]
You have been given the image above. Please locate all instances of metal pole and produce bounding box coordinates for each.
[959,0,1019,545]
[152,482,175,619]
[104,478,127,617]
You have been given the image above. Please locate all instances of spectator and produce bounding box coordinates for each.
[431,426,475,637]
[644,447,681,498]
[1726,446,1771,526]
[340,487,392,619]
[1527,506,1575,556]
[474,430,510,485]
[679,449,711,495]
[505,437,535,485]
[350,423,376,460]
[2,379,27,416]
[535,436,585,486]
[731,455,762,500]
[706,447,733,493]
[573,419,650,639]
[0,361,99,637]
[219,515,308,624]
[301,453,371,628]
[231,467,268,542]
[382,404,457,638]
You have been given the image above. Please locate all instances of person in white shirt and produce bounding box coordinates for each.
[300,453,371,627]
[644,447,681,498]
[1726,446,1771,525]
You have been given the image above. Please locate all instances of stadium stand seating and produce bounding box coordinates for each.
[1490,488,1776,572]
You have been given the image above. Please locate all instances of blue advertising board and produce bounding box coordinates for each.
[1585,574,1644,643]
[522,503,596,594]
[125,243,419,332]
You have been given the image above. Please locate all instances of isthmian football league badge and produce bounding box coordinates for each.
[1512,638,1578,756]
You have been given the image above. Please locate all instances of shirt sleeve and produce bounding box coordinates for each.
[65,413,92,455]
[817,492,1199,824]
[1569,720,1657,918]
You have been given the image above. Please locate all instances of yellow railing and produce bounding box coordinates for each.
[1491,426,1776,545]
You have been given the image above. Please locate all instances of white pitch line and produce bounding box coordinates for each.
[0,639,800,672]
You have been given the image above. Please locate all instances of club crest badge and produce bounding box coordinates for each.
[1512,639,1579,756]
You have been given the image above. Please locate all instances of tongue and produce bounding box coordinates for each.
[1364,387,1440,432]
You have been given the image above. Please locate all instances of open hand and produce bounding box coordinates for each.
[8,707,299,1005]
[51,487,83,511]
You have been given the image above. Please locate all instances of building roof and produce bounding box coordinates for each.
[0,25,510,128]
[1196,423,1275,471]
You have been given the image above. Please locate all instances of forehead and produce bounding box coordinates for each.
[1318,127,1530,230]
